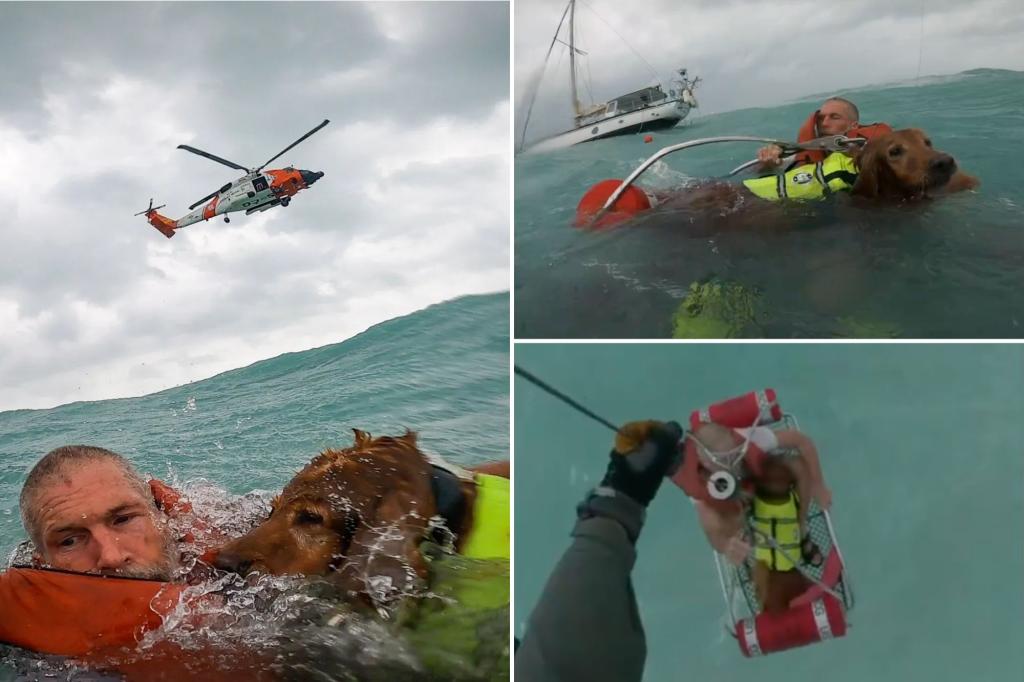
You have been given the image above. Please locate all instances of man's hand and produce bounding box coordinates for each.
[811,483,832,510]
[724,534,751,566]
[756,145,783,166]
[600,420,683,507]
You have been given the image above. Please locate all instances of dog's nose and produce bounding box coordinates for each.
[213,550,254,575]
[930,154,956,174]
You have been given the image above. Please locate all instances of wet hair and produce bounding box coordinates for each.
[824,97,859,122]
[19,445,151,550]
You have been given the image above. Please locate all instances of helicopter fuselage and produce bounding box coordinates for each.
[174,167,324,228]
[138,118,329,238]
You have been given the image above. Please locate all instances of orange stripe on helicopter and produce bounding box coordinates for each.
[202,196,220,221]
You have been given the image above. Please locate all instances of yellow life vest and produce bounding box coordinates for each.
[742,152,858,201]
[460,473,510,559]
[751,491,802,571]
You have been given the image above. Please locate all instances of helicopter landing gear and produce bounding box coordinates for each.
[224,216,230,223]
[280,197,291,207]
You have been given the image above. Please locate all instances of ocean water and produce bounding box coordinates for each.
[515,68,1024,338]
[0,292,509,679]
[514,344,1024,680]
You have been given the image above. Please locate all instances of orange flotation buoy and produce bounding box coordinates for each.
[574,179,659,229]
[644,135,654,143]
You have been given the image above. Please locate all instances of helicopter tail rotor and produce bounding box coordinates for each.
[135,198,176,239]
[133,198,167,217]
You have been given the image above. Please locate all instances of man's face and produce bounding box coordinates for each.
[32,460,175,579]
[818,100,857,135]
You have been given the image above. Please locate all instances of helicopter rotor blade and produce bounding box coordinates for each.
[134,199,166,216]
[256,119,329,172]
[177,144,249,172]
[188,189,221,211]
[133,198,154,216]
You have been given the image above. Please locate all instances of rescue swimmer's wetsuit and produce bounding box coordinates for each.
[515,421,683,682]
[514,491,648,682]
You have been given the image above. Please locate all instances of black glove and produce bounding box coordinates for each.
[598,420,684,507]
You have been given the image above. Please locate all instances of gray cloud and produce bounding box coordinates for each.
[0,1,509,411]
[515,0,1024,143]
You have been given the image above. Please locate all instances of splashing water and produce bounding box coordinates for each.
[3,480,509,681]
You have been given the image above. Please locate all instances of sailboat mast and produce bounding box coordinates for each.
[568,0,580,118]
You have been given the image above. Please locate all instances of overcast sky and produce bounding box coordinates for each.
[516,0,1024,142]
[0,2,509,412]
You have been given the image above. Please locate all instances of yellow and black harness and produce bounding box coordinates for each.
[742,152,859,201]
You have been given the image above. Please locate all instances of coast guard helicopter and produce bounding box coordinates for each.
[135,119,329,238]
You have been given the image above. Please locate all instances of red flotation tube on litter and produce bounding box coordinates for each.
[688,389,782,430]
[574,179,661,229]
[736,594,848,657]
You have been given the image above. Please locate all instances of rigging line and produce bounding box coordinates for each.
[518,0,573,152]
[578,0,663,85]
[915,0,925,80]
[578,15,597,106]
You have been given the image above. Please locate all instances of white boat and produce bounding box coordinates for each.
[519,0,700,154]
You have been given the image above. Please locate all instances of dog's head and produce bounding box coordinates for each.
[215,430,437,605]
[852,128,967,199]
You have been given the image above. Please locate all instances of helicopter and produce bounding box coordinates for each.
[135,119,329,238]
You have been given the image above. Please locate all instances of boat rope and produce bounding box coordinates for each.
[579,0,662,85]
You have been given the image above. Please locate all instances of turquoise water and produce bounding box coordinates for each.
[0,293,509,678]
[515,69,1024,338]
[514,344,1024,680]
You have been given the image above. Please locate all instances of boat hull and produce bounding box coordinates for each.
[526,99,691,153]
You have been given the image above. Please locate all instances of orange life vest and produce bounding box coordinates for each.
[0,480,218,657]
[670,433,769,514]
[0,567,184,656]
[793,109,894,165]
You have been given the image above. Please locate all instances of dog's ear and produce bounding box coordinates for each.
[852,140,882,198]
[399,430,418,447]
[352,428,372,447]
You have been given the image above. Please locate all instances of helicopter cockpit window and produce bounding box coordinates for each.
[252,176,269,193]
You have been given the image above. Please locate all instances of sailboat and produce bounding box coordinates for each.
[519,0,700,154]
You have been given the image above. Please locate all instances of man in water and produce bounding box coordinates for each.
[2,445,510,680]
[0,445,212,662]
[756,96,862,169]
[15,445,180,580]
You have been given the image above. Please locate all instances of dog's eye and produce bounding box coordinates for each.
[924,139,932,148]
[296,510,324,525]
[888,146,903,158]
